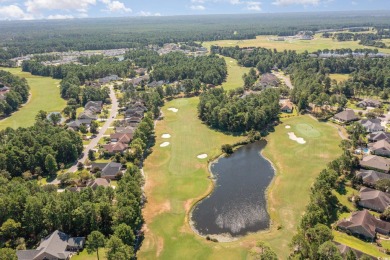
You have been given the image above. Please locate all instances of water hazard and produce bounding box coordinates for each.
[191,141,275,237]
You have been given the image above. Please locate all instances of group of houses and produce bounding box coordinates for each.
[67,101,103,131]
[335,107,390,242]
[101,100,147,155]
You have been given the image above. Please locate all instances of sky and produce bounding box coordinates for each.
[0,0,388,20]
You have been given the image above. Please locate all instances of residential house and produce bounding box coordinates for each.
[281,100,294,113]
[66,119,93,130]
[98,75,120,84]
[368,139,390,157]
[358,187,390,213]
[147,80,165,88]
[16,230,85,260]
[125,108,144,119]
[115,126,135,134]
[357,99,382,108]
[78,109,98,120]
[110,132,133,144]
[135,68,147,75]
[90,162,123,180]
[360,118,385,133]
[259,73,280,89]
[356,169,390,186]
[337,210,390,241]
[334,242,375,259]
[0,84,10,94]
[367,131,390,143]
[333,109,358,124]
[85,101,103,113]
[127,116,142,124]
[360,155,390,172]
[86,178,110,189]
[102,142,128,154]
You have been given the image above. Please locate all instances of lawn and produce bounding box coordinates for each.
[72,248,108,260]
[329,73,350,83]
[139,105,342,258]
[0,67,65,130]
[333,230,388,257]
[220,56,250,91]
[203,34,390,54]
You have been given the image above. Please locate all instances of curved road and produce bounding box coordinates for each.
[68,85,118,173]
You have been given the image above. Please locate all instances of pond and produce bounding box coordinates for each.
[191,141,275,238]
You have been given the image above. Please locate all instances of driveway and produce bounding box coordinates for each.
[273,71,293,89]
[68,85,118,172]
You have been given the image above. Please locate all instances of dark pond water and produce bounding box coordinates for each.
[191,141,275,237]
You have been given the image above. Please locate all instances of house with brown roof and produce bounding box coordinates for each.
[337,210,390,241]
[368,139,390,157]
[281,100,293,113]
[360,155,390,173]
[356,169,390,186]
[333,109,358,124]
[16,230,85,260]
[259,73,280,89]
[110,132,133,144]
[102,142,128,154]
[358,187,390,213]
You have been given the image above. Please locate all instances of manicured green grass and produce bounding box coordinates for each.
[0,68,65,130]
[139,109,341,258]
[294,123,321,138]
[333,230,387,257]
[72,248,108,260]
[203,34,390,54]
[329,73,350,83]
[220,56,250,91]
[333,186,358,212]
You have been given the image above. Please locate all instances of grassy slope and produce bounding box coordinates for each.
[220,56,250,91]
[203,34,390,54]
[0,68,65,130]
[329,73,350,83]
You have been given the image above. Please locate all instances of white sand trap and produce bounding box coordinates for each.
[197,154,208,159]
[230,61,233,63]
[160,142,170,147]
[285,125,291,129]
[167,108,178,113]
[162,134,171,139]
[288,132,306,144]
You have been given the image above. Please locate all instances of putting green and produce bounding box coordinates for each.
[294,123,321,138]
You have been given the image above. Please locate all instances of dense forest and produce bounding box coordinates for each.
[0,165,143,259]
[0,119,83,178]
[0,11,389,62]
[0,70,30,116]
[198,88,280,132]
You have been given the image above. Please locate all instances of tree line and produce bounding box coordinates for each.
[0,70,30,116]
[198,88,280,132]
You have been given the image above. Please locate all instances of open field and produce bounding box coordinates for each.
[139,103,342,259]
[0,68,65,130]
[220,56,250,91]
[329,73,350,83]
[203,34,390,54]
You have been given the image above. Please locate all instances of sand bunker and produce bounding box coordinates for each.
[167,108,178,113]
[197,154,208,159]
[288,132,306,144]
[162,134,171,139]
[285,125,291,129]
[160,142,170,147]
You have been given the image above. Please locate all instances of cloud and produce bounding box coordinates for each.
[272,0,320,5]
[230,0,262,11]
[0,4,34,20]
[191,0,205,2]
[101,0,132,13]
[138,11,161,16]
[190,4,206,10]
[47,14,74,19]
[25,0,96,13]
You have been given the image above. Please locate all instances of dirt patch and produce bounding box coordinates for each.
[156,236,164,257]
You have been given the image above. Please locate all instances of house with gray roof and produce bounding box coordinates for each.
[90,162,123,180]
[367,131,390,143]
[66,119,93,130]
[368,139,390,157]
[360,118,384,133]
[358,187,390,213]
[85,101,103,113]
[356,169,390,186]
[337,210,390,241]
[334,242,375,259]
[333,109,358,124]
[78,109,98,120]
[259,73,280,89]
[86,178,110,189]
[16,230,85,260]
[360,155,390,172]
[357,99,382,108]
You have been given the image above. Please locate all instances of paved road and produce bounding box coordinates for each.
[68,85,118,173]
